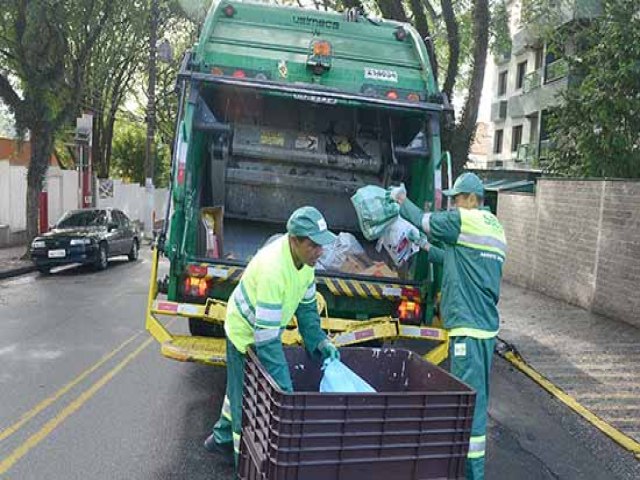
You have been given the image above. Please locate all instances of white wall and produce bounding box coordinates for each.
[0,160,167,236]
[95,178,168,228]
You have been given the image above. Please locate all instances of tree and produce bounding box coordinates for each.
[0,1,114,246]
[375,0,493,176]
[110,120,170,187]
[536,0,640,178]
[84,1,148,179]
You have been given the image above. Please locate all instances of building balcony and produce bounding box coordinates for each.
[523,68,544,94]
[516,143,539,166]
[545,58,569,83]
[560,0,602,24]
[490,100,508,122]
[508,64,569,119]
[512,27,541,56]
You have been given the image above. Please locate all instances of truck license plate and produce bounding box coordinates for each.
[48,249,66,258]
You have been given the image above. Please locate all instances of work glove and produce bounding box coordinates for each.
[407,229,430,251]
[319,339,340,362]
[387,183,407,204]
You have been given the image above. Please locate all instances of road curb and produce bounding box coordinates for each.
[496,338,640,459]
[0,265,37,280]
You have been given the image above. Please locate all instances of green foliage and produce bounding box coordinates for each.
[111,121,171,187]
[489,0,511,57]
[541,0,640,178]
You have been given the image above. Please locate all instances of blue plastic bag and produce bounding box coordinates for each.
[319,359,376,393]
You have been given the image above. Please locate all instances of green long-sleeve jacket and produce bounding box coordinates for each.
[401,200,507,338]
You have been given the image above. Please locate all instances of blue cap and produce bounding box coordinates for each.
[443,172,485,197]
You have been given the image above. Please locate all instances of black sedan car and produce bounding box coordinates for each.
[30,208,140,274]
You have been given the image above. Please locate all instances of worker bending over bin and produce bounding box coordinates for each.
[204,206,340,465]
[389,172,507,480]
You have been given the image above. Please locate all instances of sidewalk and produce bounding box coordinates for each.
[0,245,36,279]
[498,282,640,447]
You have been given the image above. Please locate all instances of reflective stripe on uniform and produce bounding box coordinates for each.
[468,435,486,459]
[458,233,506,255]
[254,327,281,345]
[233,284,256,325]
[421,212,432,234]
[448,327,499,339]
[255,304,282,328]
[458,208,506,256]
[232,432,241,454]
[221,395,232,421]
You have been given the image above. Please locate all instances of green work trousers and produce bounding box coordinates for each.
[212,338,246,466]
[449,336,496,480]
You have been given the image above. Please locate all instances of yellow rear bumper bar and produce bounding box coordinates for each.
[145,248,448,366]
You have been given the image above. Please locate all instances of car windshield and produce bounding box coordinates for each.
[57,210,107,228]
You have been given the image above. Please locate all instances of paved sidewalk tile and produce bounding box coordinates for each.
[499,282,640,443]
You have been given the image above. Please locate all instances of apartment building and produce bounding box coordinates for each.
[487,0,601,169]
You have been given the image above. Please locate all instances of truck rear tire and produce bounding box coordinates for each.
[188,318,225,338]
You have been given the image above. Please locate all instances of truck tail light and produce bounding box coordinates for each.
[397,300,422,325]
[184,276,210,298]
[232,69,246,78]
[407,92,420,102]
[386,90,399,100]
[211,67,224,76]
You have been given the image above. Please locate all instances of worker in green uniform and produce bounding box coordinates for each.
[390,173,506,480]
[204,206,340,466]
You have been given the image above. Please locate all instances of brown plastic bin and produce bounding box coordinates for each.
[239,347,475,480]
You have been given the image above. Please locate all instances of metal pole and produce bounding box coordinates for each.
[145,0,158,236]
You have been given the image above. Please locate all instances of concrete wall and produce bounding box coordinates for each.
[0,160,167,246]
[498,179,640,328]
[95,179,168,230]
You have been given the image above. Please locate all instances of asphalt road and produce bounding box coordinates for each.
[0,249,638,479]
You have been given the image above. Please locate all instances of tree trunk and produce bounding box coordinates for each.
[25,126,54,252]
[446,0,489,178]
[376,0,407,22]
[440,0,459,103]
[409,0,438,81]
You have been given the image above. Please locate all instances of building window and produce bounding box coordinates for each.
[498,71,508,96]
[512,125,523,152]
[494,129,504,154]
[516,61,528,89]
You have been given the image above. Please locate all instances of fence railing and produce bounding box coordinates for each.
[545,59,569,83]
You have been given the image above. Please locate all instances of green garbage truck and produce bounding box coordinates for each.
[145,0,453,366]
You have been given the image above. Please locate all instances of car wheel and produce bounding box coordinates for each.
[37,266,50,275]
[95,243,109,271]
[188,318,225,338]
[128,240,139,261]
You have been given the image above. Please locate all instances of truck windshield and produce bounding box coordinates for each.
[57,210,107,228]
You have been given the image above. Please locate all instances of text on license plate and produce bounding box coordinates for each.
[48,249,66,258]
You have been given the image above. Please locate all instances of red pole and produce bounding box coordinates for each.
[39,190,48,233]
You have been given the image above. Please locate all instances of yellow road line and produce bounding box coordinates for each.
[0,332,142,443]
[0,337,154,475]
[504,351,640,459]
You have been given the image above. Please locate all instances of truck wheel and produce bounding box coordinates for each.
[95,243,109,271]
[188,318,225,338]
